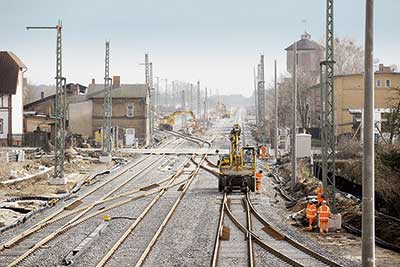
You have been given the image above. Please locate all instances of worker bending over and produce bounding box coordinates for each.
[315,182,324,205]
[255,170,263,194]
[305,199,317,231]
[318,200,331,233]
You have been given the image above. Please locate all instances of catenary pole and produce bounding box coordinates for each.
[291,42,298,185]
[274,60,279,161]
[362,0,375,266]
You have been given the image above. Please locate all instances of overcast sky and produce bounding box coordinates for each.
[1,0,399,96]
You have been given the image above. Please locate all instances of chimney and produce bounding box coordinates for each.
[41,92,44,99]
[113,76,120,89]
[91,78,95,84]
[379,64,384,72]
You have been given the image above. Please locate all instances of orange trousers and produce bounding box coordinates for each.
[256,178,262,192]
[320,220,329,233]
[308,218,315,230]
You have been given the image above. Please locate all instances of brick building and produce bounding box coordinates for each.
[69,76,148,145]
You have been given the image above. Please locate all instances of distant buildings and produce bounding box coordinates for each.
[0,51,26,146]
[69,76,148,145]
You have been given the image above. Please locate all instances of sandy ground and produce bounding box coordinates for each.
[0,156,116,229]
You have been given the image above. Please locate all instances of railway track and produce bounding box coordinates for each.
[0,134,203,266]
[212,192,344,267]
[94,133,213,266]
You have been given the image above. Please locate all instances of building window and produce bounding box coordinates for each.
[376,80,381,87]
[386,79,391,87]
[127,103,134,117]
[0,118,3,134]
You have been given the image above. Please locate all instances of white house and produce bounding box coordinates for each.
[0,51,26,146]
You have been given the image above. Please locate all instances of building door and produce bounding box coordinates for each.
[125,128,136,147]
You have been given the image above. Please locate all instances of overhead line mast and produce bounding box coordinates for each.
[320,0,337,211]
[27,20,66,183]
[103,41,112,156]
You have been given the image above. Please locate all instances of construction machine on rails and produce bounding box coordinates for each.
[159,110,197,132]
[218,124,256,192]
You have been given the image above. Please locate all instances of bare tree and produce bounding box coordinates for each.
[384,88,400,144]
[334,37,364,75]
[319,36,364,75]
[296,70,318,129]
[23,79,35,105]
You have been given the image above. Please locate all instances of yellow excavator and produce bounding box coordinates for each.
[159,110,197,131]
[218,124,256,192]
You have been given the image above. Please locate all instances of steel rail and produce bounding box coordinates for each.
[95,156,193,267]
[245,193,343,267]
[243,198,255,267]
[224,201,305,267]
[134,151,210,267]
[211,192,227,267]
[6,169,192,267]
[0,137,180,252]
[4,139,189,266]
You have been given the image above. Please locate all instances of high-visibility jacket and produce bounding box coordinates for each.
[255,172,263,181]
[306,203,317,219]
[260,146,267,159]
[315,185,323,203]
[315,185,323,196]
[318,205,331,222]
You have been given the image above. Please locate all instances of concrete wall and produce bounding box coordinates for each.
[69,100,93,138]
[336,73,400,134]
[92,98,146,142]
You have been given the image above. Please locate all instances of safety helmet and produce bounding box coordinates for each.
[318,182,323,185]
[322,200,327,204]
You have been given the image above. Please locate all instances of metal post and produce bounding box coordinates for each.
[144,54,151,146]
[149,62,154,138]
[292,42,298,185]
[156,76,159,110]
[254,67,258,126]
[362,0,375,266]
[181,90,186,130]
[27,21,66,182]
[197,81,201,120]
[103,41,112,155]
[172,81,175,107]
[165,79,168,106]
[204,87,208,128]
[190,83,194,111]
[274,60,279,160]
[322,0,337,211]
[320,63,327,194]
[258,55,265,138]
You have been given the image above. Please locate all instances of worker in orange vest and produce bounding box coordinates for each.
[255,170,263,193]
[305,199,317,231]
[315,182,324,205]
[260,145,267,159]
[318,200,331,233]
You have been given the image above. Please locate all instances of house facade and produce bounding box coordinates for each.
[69,76,148,145]
[335,65,400,135]
[0,51,26,146]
